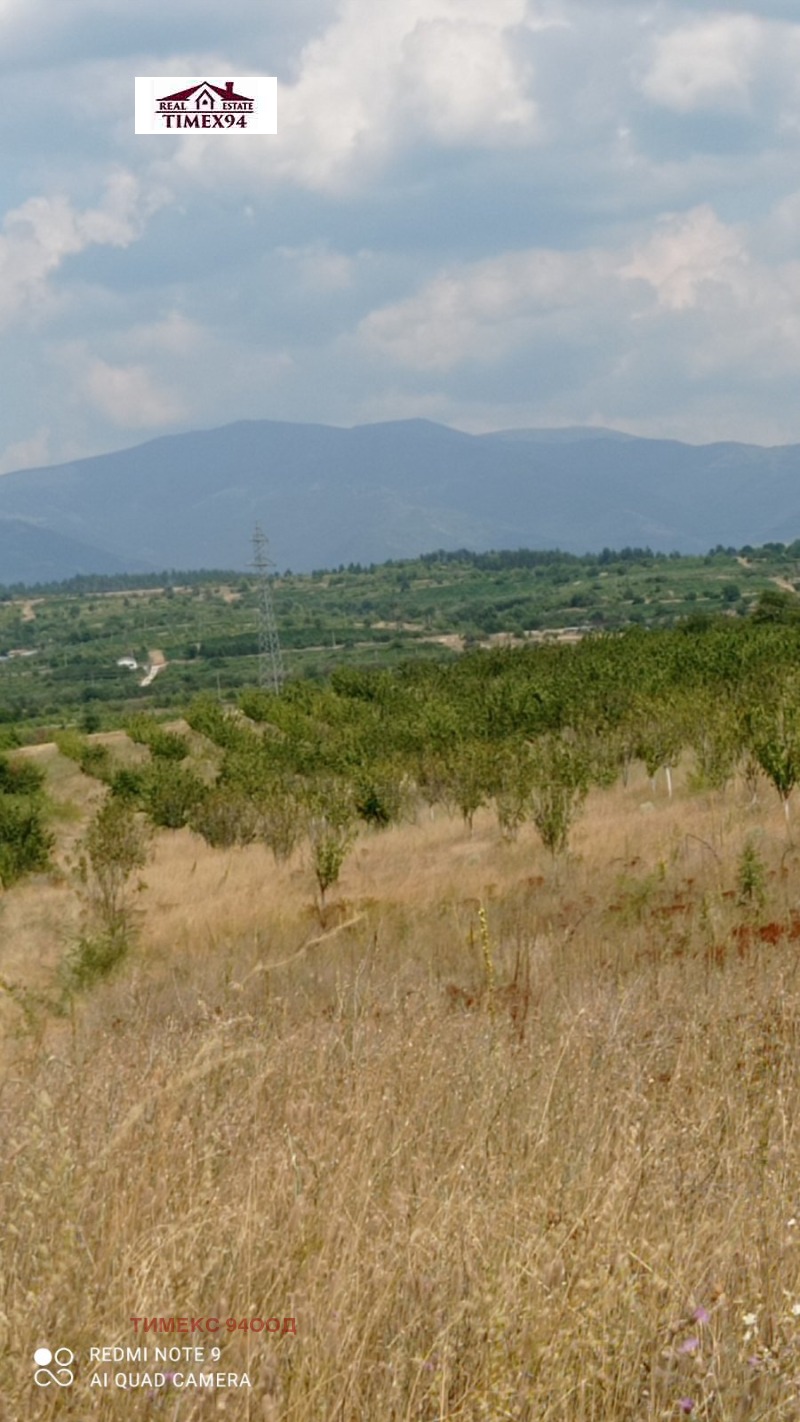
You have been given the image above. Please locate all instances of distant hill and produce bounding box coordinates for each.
[1,417,800,583]
[0,517,149,584]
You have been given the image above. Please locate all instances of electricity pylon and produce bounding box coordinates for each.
[251,523,284,693]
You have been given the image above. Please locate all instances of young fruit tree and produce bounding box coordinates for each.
[302,777,356,923]
[66,796,151,988]
[746,677,800,830]
[527,732,591,858]
[633,694,687,799]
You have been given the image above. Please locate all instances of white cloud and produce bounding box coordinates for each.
[0,427,50,475]
[0,0,29,28]
[175,0,537,191]
[59,319,292,438]
[359,245,617,371]
[0,172,159,329]
[84,358,186,428]
[619,204,746,310]
[274,241,358,291]
[358,201,800,404]
[126,311,205,356]
[400,17,537,145]
[640,14,765,113]
[616,205,800,380]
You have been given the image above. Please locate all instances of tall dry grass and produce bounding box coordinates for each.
[3,757,800,1418]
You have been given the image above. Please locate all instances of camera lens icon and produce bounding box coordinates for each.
[34,1346,75,1387]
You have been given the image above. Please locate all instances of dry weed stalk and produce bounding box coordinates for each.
[478,904,496,1018]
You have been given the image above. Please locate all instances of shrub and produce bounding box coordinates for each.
[352,764,408,828]
[219,745,305,862]
[260,785,304,864]
[303,777,356,918]
[746,679,800,825]
[54,731,111,781]
[149,730,189,761]
[80,706,102,734]
[0,796,53,887]
[62,931,130,991]
[528,733,591,857]
[109,767,147,804]
[55,730,87,764]
[76,797,150,947]
[125,712,159,747]
[127,713,189,761]
[311,832,351,910]
[490,741,535,840]
[189,786,260,848]
[141,762,207,830]
[79,742,112,780]
[185,695,251,751]
[737,838,767,908]
[0,755,45,796]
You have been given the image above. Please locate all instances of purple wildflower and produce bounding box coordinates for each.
[692,1307,710,1325]
[679,1337,700,1355]
[678,1401,695,1415]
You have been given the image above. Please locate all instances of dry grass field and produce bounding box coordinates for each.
[4,748,800,1419]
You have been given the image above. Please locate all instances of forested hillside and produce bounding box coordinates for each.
[1,541,800,730]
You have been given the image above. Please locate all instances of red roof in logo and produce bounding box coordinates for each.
[159,80,253,103]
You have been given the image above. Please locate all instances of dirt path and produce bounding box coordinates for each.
[140,649,167,687]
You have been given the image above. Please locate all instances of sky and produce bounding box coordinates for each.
[1,0,800,473]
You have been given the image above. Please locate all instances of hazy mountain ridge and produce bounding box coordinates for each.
[1,418,799,583]
[0,517,150,584]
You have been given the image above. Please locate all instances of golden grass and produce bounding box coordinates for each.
[4,763,800,1418]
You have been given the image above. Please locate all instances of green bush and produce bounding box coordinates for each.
[0,755,45,796]
[55,730,87,764]
[528,733,591,857]
[260,783,304,863]
[149,730,189,761]
[54,731,111,781]
[185,695,250,750]
[0,796,53,887]
[110,767,147,804]
[126,713,188,760]
[189,786,259,848]
[77,797,150,947]
[79,742,112,780]
[352,764,408,828]
[737,839,767,908]
[125,713,158,746]
[141,761,207,829]
[62,930,130,991]
[303,777,356,917]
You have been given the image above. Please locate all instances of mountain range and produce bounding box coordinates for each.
[1,417,799,584]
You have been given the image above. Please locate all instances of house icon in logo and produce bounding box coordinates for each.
[159,80,254,109]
